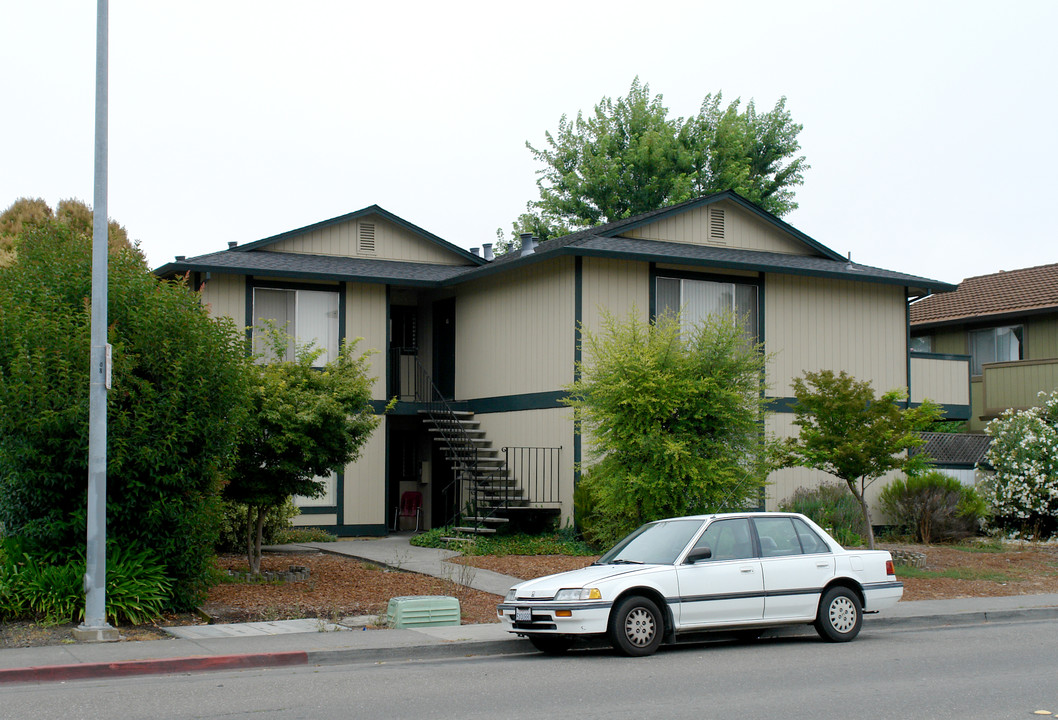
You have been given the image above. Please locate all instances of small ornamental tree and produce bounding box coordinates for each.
[225,329,386,573]
[565,310,779,547]
[784,370,943,549]
[982,390,1058,539]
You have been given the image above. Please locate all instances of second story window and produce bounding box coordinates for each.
[910,335,933,353]
[656,276,758,340]
[252,287,339,366]
[970,325,1023,376]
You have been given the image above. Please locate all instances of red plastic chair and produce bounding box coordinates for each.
[392,491,424,532]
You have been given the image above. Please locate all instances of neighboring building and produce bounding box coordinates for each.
[158,191,958,536]
[910,432,992,487]
[910,263,1058,432]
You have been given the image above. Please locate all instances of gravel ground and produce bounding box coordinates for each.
[3,542,1057,648]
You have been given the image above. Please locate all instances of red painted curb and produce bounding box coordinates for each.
[0,651,308,684]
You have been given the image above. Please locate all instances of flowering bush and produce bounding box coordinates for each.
[981,390,1058,539]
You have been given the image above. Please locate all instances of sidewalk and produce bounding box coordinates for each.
[2,534,1057,684]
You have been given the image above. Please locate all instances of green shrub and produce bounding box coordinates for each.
[0,220,251,609]
[0,540,172,625]
[879,471,987,544]
[216,499,301,553]
[273,526,337,544]
[409,528,596,556]
[779,483,866,546]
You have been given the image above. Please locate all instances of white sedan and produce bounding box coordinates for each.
[497,512,903,656]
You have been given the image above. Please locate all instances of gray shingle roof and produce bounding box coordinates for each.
[910,432,992,467]
[157,250,472,286]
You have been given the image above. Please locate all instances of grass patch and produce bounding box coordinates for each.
[411,528,596,556]
[950,539,1006,553]
[895,564,1014,583]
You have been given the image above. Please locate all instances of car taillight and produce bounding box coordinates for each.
[886,559,895,576]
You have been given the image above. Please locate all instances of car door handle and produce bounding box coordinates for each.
[740,567,755,574]
[816,562,831,568]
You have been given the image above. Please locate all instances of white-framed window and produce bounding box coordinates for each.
[910,335,933,353]
[294,471,337,508]
[969,325,1023,376]
[252,287,340,367]
[656,276,758,339]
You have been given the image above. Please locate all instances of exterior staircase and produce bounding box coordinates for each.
[420,409,526,537]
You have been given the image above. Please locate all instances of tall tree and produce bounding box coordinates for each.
[502,78,808,250]
[0,197,139,266]
[784,370,942,549]
[0,217,250,609]
[225,330,386,574]
[565,309,779,547]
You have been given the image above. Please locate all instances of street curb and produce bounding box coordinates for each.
[2,606,1055,685]
[869,606,1058,630]
[0,651,308,685]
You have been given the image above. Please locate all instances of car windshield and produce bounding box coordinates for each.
[596,519,704,565]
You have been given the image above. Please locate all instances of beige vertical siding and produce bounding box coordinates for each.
[265,216,469,265]
[341,421,387,526]
[910,356,970,405]
[456,258,575,399]
[623,200,811,255]
[344,282,388,400]
[199,274,246,328]
[580,257,649,338]
[765,274,907,398]
[969,379,985,431]
[932,329,967,356]
[1026,315,1058,359]
[982,358,1058,412]
[477,408,575,525]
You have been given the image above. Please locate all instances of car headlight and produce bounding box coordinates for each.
[553,588,602,602]
[505,588,518,602]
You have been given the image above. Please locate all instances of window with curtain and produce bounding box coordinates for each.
[656,276,758,339]
[252,287,340,367]
[969,325,1023,375]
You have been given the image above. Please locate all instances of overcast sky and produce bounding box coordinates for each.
[3,1,1055,285]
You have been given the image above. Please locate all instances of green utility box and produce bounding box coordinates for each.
[386,595,461,628]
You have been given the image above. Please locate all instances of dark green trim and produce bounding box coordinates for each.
[468,391,568,414]
[647,262,657,320]
[574,256,583,485]
[297,523,387,537]
[299,506,336,515]
[766,395,971,421]
[905,290,912,409]
[910,351,971,362]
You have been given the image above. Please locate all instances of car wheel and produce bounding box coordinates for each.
[608,596,663,657]
[814,586,862,642]
[528,635,573,655]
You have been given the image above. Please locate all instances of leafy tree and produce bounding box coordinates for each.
[565,309,778,547]
[784,370,943,549]
[981,390,1058,539]
[0,197,139,266]
[225,329,386,574]
[503,78,808,250]
[0,218,250,609]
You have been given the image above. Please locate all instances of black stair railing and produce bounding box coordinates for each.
[498,446,562,509]
[403,354,481,529]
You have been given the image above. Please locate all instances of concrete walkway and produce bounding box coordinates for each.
[1,533,1056,684]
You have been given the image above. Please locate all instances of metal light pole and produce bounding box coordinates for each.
[75,0,118,642]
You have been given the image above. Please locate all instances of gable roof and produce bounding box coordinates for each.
[155,191,955,295]
[910,262,1058,327]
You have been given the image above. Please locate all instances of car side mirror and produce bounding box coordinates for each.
[685,546,712,564]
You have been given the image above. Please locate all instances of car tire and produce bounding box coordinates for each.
[814,586,862,642]
[608,596,664,657]
[528,635,573,655]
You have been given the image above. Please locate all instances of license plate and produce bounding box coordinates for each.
[515,607,532,623]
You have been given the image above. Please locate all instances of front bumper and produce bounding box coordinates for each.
[496,600,612,635]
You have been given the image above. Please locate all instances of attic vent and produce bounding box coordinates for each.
[358,222,376,254]
[708,208,725,241]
